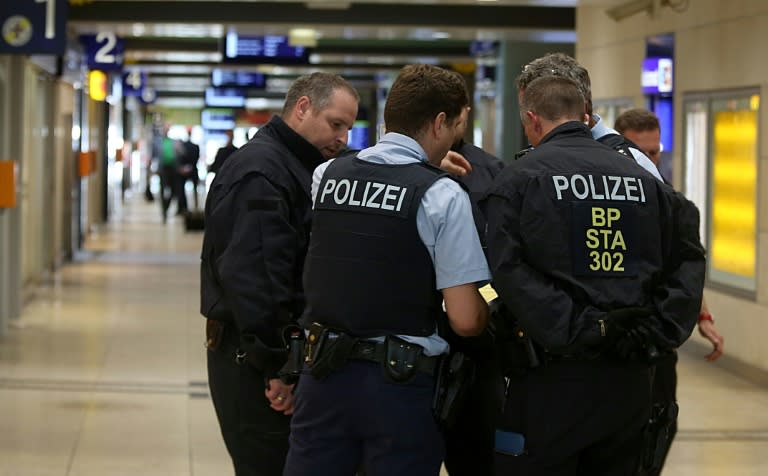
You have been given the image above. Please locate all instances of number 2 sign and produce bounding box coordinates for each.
[80,31,124,71]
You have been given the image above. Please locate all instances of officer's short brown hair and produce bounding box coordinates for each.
[384,64,469,138]
[614,108,660,134]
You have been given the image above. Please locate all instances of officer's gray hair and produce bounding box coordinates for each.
[516,53,592,103]
[282,72,360,116]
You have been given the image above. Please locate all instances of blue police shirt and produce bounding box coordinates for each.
[311,132,491,355]
[591,114,663,181]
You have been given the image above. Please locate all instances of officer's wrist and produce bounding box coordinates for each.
[698,311,714,323]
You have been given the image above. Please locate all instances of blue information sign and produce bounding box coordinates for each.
[122,70,147,97]
[0,0,68,55]
[80,32,125,71]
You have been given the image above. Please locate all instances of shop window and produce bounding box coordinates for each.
[593,98,634,130]
[683,90,759,294]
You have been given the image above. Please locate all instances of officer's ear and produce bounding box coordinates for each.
[295,96,312,119]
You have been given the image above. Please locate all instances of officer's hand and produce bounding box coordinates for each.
[439,150,472,177]
[697,319,724,361]
[602,307,654,360]
[265,378,295,415]
[612,323,652,361]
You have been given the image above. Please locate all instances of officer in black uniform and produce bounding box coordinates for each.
[443,138,506,476]
[484,76,705,476]
[200,73,359,476]
[283,64,490,476]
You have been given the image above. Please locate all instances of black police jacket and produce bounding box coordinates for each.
[302,157,445,337]
[483,121,705,355]
[200,115,325,374]
[454,140,505,244]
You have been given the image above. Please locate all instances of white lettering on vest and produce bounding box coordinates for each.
[319,178,408,212]
[551,174,647,203]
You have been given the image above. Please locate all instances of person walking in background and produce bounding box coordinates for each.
[208,129,237,176]
[176,127,201,214]
[200,72,359,476]
[158,124,180,223]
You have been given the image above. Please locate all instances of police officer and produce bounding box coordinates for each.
[443,135,506,476]
[484,76,706,475]
[615,107,725,475]
[515,53,663,182]
[200,73,359,476]
[283,64,490,476]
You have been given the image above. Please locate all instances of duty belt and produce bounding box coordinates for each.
[348,340,440,376]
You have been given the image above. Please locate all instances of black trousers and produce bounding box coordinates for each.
[443,357,505,476]
[207,327,291,476]
[494,359,651,476]
[646,352,678,476]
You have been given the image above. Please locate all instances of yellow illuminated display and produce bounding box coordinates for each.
[88,70,107,101]
[710,109,757,279]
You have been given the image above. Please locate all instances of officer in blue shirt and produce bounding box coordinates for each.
[284,64,490,476]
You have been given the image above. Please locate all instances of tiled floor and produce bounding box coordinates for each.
[1,196,766,475]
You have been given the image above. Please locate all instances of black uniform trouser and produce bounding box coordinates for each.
[443,357,505,476]
[207,325,291,476]
[645,352,678,476]
[494,359,651,476]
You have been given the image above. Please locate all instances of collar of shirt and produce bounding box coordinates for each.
[357,132,430,165]
[589,113,616,140]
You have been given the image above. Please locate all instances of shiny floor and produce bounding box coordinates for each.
[1,196,767,476]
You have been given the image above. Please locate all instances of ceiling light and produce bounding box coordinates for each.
[289,28,317,48]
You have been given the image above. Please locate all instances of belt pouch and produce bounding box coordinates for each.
[382,335,422,384]
[306,325,357,380]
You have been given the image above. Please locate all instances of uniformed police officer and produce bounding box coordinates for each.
[484,76,705,475]
[443,137,506,476]
[615,107,725,475]
[283,64,490,476]
[200,73,359,476]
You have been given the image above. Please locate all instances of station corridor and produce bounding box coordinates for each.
[0,196,766,476]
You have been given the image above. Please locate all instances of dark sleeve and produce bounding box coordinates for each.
[649,191,706,348]
[209,148,225,174]
[484,179,603,353]
[215,173,299,372]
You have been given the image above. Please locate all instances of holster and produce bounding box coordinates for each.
[304,322,358,380]
[432,351,475,430]
[639,401,679,474]
[277,326,305,385]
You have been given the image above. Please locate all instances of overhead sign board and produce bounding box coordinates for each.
[223,33,309,64]
[80,32,125,71]
[0,0,68,55]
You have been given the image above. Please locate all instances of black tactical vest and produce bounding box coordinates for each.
[301,157,447,337]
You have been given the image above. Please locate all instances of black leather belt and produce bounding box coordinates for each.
[347,340,440,376]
